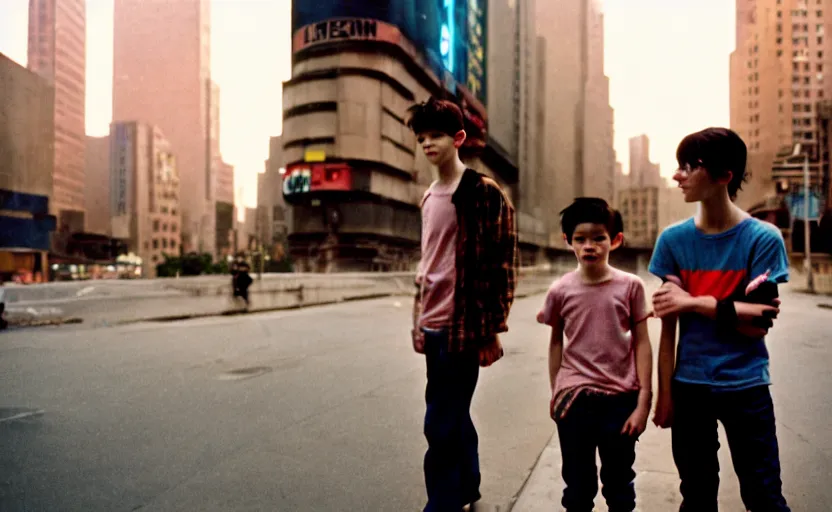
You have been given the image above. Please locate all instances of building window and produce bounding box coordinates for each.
[778,49,783,57]
[777,37,783,45]
[794,62,800,71]
[819,64,824,72]
[805,76,811,84]
[162,223,168,232]
[805,63,811,71]
[171,240,177,249]
[153,220,160,232]
[162,239,168,249]
[145,241,149,250]
[818,11,823,17]
[779,104,784,112]
[805,104,813,112]
[171,224,178,233]
[820,90,825,98]
[819,36,824,45]
[778,10,783,18]
[152,239,159,249]
[152,255,158,263]
[779,89,784,98]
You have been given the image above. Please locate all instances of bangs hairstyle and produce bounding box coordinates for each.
[560,197,623,244]
[676,127,748,199]
[406,97,465,137]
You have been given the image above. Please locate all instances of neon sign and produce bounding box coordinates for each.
[440,0,455,73]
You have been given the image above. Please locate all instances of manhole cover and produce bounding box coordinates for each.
[218,366,272,381]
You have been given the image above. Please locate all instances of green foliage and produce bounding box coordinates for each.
[156,252,229,277]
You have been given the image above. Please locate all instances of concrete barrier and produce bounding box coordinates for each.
[0,265,570,329]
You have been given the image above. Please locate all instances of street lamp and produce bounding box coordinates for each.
[792,144,815,293]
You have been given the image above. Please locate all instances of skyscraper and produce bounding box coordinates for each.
[730,0,832,208]
[112,0,213,254]
[27,0,86,232]
[535,0,615,248]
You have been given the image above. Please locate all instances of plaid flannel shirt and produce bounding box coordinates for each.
[414,169,519,353]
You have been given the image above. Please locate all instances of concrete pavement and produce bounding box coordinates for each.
[512,285,832,512]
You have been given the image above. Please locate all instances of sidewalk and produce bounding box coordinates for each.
[511,422,748,511]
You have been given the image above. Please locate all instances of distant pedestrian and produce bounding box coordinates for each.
[232,260,252,307]
[537,198,653,512]
[406,97,518,511]
[649,128,790,511]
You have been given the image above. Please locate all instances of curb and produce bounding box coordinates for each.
[117,292,403,326]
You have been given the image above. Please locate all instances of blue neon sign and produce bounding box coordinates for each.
[440,0,454,73]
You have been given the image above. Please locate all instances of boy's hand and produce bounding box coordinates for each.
[735,302,780,338]
[622,403,650,437]
[652,281,696,318]
[411,328,425,354]
[549,390,558,420]
[479,335,504,367]
[652,391,673,429]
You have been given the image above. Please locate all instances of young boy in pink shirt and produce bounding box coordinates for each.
[538,198,653,512]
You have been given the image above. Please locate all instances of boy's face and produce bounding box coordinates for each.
[673,162,732,203]
[567,223,623,268]
[416,130,465,166]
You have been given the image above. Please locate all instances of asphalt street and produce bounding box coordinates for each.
[2,284,831,511]
[1,292,557,511]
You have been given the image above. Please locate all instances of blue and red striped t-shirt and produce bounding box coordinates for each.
[649,217,789,390]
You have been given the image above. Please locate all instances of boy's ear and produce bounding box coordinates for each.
[714,169,733,187]
[562,232,571,247]
[453,129,467,149]
[610,232,624,250]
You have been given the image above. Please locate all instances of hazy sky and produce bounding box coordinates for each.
[0,0,733,205]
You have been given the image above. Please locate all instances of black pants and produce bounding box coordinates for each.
[672,382,790,512]
[556,391,639,512]
[422,328,481,512]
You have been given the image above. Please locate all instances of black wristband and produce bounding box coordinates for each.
[715,299,739,331]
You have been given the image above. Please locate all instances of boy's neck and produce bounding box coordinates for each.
[697,191,749,234]
[436,157,466,185]
[578,261,614,284]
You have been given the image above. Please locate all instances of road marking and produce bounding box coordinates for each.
[0,409,45,424]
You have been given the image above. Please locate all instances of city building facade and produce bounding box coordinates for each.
[85,135,110,235]
[112,0,214,256]
[27,0,86,233]
[0,52,56,282]
[282,1,519,272]
[109,122,181,278]
[618,185,697,249]
[256,136,288,261]
[730,0,832,210]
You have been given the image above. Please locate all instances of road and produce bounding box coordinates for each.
[0,292,556,511]
[2,284,831,511]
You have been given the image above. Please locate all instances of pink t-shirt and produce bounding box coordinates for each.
[537,268,649,396]
[417,181,458,329]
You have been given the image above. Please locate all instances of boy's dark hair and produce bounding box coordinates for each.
[676,127,748,199]
[406,97,465,137]
[560,198,624,244]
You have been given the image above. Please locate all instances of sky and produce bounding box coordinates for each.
[0,0,733,205]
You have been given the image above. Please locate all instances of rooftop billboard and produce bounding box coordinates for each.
[292,0,487,106]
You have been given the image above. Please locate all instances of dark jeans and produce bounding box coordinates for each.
[556,391,639,512]
[672,382,790,512]
[422,328,481,512]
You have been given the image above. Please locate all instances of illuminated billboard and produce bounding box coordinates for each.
[292,0,488,106]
